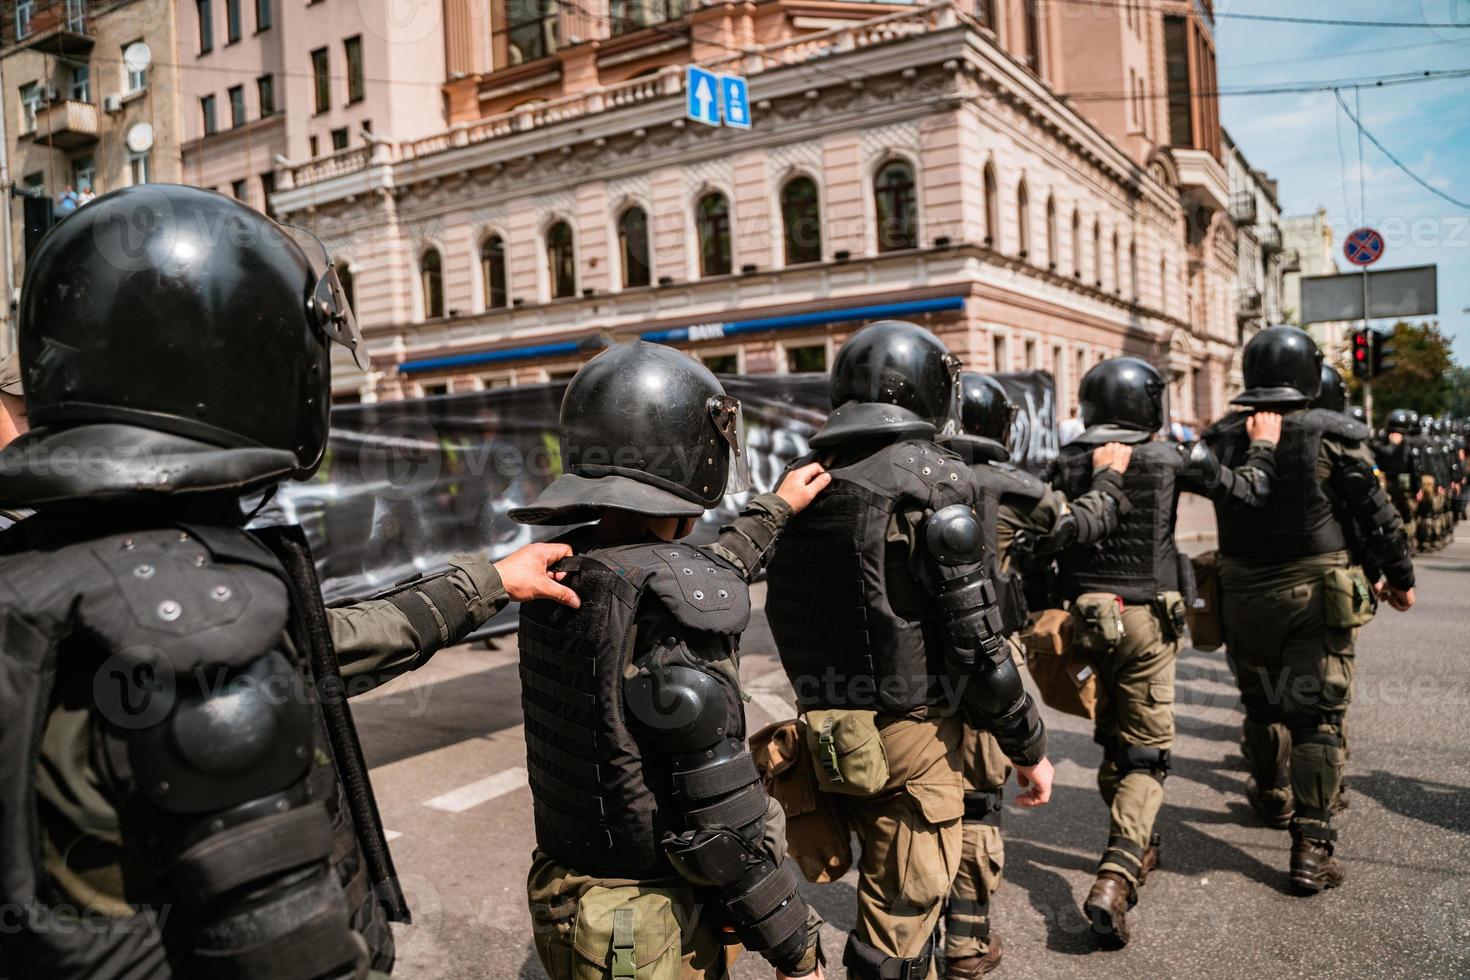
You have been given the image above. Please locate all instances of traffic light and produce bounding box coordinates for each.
[1351,330,1370,379]
[1371,329,1397,377]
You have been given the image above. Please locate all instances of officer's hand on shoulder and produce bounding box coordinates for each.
[1383,584,1415,612]
[776,462,832,514]
[1246,411,1283,445]
[495,542,580,608]
[1091,442,1133,473]
[1014,757,1054,808]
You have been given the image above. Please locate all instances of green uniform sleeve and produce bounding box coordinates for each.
[332,554,509,684]
[707,492,793,581]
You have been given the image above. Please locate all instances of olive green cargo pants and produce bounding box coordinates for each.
[1221,576,1355,833]
[943,726,1009,961]
[1092,605,1179,886]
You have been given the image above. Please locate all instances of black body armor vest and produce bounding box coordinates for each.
[1210,408,1356,561]
[765,439,976,713]
[517,539,751,880]
[1052,440,1182,604]
[970,462,1046,635]
[0,521,401,978]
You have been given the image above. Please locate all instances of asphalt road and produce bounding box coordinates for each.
[358,519,1470,979]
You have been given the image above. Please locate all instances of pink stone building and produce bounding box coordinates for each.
[175,0,447,211]
[271,0,1243,428]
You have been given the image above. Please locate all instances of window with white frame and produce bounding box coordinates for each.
[123,41,148,91]
[783,342,827,373]
[70,65,90,103]
[15,0,34,39]
[700,350,740,375]
[19,82,41,134]
[128,150,151,185]
[73,157,95,194]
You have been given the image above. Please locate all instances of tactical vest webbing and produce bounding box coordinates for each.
[969,462,1044,635]
[1052,440,1182,604]
[765,439,975,713]
[1213,409,1347,561]
[517,539,751,880]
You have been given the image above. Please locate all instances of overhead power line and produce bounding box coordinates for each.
[1041,0,1470,30]
[1333,88,1470,210]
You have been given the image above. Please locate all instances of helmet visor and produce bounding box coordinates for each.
[288,225,370,370]
[708,394,751,495]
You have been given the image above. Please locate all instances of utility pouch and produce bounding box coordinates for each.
[1072,592,1126,656]
[1186,550,1224,651]
[749,719,852,883]
[1153,591,1187,644]
[566,887,685,980]
[1019,608,1098,721]
[802,709,890,797]
[1323,567,1378,628]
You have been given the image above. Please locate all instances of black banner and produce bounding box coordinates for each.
[271,371,1055,609]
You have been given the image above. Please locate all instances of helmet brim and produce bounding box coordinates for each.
[509,472,706,526]
[1232,386,1313,408]
[809,401,936,449]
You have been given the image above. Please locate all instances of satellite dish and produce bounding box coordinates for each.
[122,42,152,75]
[126,122,154,153]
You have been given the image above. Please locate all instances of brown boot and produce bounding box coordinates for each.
[1246,777,1295,829]
[1084,872,1133,948]
[1290,830,1345,894]
[945,934,1002,979]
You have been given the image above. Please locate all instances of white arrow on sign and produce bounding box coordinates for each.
[695,76,715,121]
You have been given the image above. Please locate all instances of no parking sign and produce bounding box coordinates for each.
[1344,227,1385,267]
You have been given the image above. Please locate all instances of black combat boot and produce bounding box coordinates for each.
[1290,824,1345,894]
[1084,872,1134,948]
[945,934,1002,979]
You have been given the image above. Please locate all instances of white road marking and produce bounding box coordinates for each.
[384,830,402,842]
[424,766,529,813]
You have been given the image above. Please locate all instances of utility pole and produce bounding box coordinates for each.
[1355,86,1372,427]
[0,47,12,356]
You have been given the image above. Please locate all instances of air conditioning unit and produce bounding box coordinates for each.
[102,93,123,113]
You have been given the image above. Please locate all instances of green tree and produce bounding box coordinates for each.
[1340,320,1455,416]
[1443,366,1470,418]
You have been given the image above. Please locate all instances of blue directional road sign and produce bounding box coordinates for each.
[720,74,751,129]
[686,66,722,127]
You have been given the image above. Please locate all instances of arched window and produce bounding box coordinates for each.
[1092,220,1102,285]
[1070,209,1081,276]
[696,192,732,277]
[480,235,507,309]
[1129,240,1139,298]
[874,160,918,252]
[617,206,651,288]
[1112,232,1121,292]
[1016,181,1030,258]
[546,220,575,299]
[335,262,356,313]
[983,164,999,246]
[781,176,822,265]
[419,248,444,319]
[1045,195,1057,269]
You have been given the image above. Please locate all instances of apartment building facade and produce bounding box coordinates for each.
[1225,128,1289,371]
[1283,206,1349,355]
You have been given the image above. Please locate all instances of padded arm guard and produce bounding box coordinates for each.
[1192,440,1276,506]
[1334,458,1415,590]
[109,651,364,980]
[963,656,1047,768]
[626,660,816,973]
[380,568,477,665]
[923,505,1008,673]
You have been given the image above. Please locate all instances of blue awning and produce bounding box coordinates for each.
[397,295,966,374]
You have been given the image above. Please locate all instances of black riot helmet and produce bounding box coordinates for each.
[2,184,365,506]
[957,372,1017,448]
[1419,414,1436,435]
[1347,405,1367,425]
[1236,325,1322,407]
[510,341,749,525]
[1077,356,1164,433]
[814,320,961,448]
[1313,364,1348,413]
[1384,408,1419,435]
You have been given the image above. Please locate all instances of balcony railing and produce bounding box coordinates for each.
[282,1,963,190]
[1280,248,1301,273]
[1257,223,1283,254]
[1235,288,1262,319]
[610,0,689,37]
[1228,191,1256,226]
[28,98,98,149]
[10,0,93,54]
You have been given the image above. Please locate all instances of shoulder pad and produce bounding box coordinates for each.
[892,440,969,490]
[924,503,984,565]
[981,461,1047,502]
[1302,408,1370,443]
[66,527,289,680]
[620,542,751,635]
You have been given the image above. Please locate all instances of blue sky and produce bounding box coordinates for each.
[1214,0,1470,361]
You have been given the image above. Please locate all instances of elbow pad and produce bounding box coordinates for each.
[925,505,1008,672]
[1338,461,1415,588]
[1182,441,1223,489]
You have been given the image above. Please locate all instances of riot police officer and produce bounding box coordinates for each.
[765,322,1053,980]
[0,185,579,979]
[1416,415,1445,551]
[510,341,829,979]
[938,372,1133,978]
[1205,326,1414,894]
[1375,409,1422,547]
[1047,356,1281,947]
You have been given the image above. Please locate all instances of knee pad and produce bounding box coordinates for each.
[962,788,1004,827]
[843,932,934,980]
[1111,741,1171,784]
[1286,711,1344,749]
